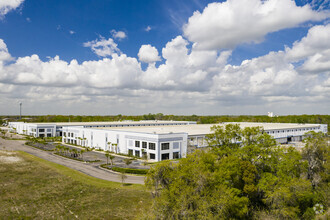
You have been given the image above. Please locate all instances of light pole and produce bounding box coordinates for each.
[19,102,22,120]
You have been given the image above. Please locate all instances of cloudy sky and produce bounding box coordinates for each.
[0,0,329,116]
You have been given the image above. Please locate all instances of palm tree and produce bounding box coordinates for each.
[105,151,110,165]
[107,142,111,151]
[141,149,148,166]
[120,173,127,186]
[124,158,132,168]
[80,149,85,161]
[65,147,70,156]
[112,143,118,153]
[109,154,115,167]
[72,148,78,158]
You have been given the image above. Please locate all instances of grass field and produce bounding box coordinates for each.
[0,150,151,219]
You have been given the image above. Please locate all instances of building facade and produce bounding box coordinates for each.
[8,120,196,138]
[61,122,328,162]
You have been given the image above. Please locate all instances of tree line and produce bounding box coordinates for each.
[1,114,329,128]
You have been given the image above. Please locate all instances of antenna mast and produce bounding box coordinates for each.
[19,102,22,120]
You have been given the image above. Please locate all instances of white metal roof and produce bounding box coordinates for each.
[94,122,321,136]
[16,120,195,126]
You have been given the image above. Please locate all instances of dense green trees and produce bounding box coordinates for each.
[145,126,329,219]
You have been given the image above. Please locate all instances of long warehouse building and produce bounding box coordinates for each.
[8,120,196,137]
[62,122,327,161]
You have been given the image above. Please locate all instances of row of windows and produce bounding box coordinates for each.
[63,132,74,137]
[88,123,186,128]
[134,141,175,151]
[38,128,52,133]
[133,141,180,151]
[266,127,318,134]
[39,133,52,137]
[134,141,156,150]
[161,152,180,160]
[128,150,180,160]
[128,149,156,159]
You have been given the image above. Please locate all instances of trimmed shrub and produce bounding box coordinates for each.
[101,164,149,175]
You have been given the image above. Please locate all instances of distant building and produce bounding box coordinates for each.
[268,112,274,117]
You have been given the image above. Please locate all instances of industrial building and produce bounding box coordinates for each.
[61,122,327,161]
[8,120,196,137]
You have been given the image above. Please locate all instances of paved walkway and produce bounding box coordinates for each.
[0,137,145,185]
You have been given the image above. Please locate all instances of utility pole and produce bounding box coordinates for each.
[19,102,22,120]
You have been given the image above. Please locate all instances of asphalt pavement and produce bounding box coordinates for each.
[0,137,145,185]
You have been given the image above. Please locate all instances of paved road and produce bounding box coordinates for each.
[0,137,145,185]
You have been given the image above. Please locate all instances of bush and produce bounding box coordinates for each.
[101,164,149,175]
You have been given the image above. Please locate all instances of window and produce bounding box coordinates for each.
[47,133,51,137]
[39,128,45,132]
[47,129,52,132]
[63,132,66,137]
[135,150,140,157]
[149,153,155,160]
[142,141,147,149]
[173,152,180,159]
[39,134,45,138]
[161,153,169,161]
[128,149,133,156]
[173,142,180,149]
[149,143,156,150]
[161,143,170,150]
[135,141,140,148]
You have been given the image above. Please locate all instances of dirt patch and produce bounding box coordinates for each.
[0,151,23,164]
[0,151,16,156]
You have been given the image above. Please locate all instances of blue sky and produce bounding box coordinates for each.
[0,0,329,115]
[1,0,213,63]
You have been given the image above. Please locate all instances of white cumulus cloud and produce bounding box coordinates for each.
[83,36,121,57]
[183,0,329,50]
[138,44,161,63]
[286,24,330,74]
[0,22,330,114]
[0,0,24,18]
[111,30,127,39]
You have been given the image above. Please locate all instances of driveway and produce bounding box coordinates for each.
[0,137,145,185]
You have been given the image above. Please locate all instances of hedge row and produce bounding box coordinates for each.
[101,164,149,175]
[54,152,100,163]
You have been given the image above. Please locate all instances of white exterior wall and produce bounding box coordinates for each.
[62,126,188,161]
[9,121,196,137]
[8,122,56,137]
[265,125,324,143]
[188,135,209,148]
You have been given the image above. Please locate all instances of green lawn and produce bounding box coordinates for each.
[0,151,151,219]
